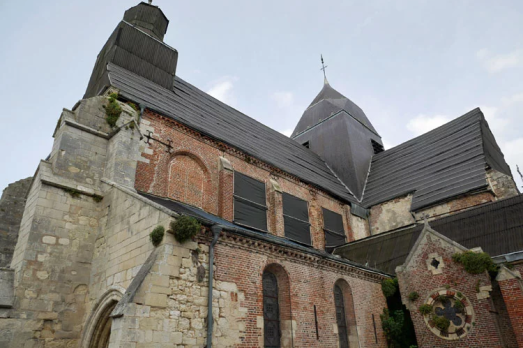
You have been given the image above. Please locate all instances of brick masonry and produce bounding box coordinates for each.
[397,226,508,348]
[497,264,523,347]
[135,110,357,250]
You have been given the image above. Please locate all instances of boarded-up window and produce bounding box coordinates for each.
[323,208,346,248]
[234,172,267,231]
[283,193,311,245]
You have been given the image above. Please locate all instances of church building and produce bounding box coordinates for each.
[1,2,522,348]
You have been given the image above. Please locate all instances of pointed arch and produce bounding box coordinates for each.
[167,151,211,209]
[333,279,359,347]
[262,263,292,348]
[81,287,124,348]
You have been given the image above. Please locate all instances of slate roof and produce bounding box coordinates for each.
[106,63,357,204]
[362,108,512,211]
[292,80,378,137]
[334,194,523,274]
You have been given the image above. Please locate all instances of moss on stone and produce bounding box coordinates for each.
[104,93,122,128]
[452,251,497,275]
[169,216,201,243]
[150,225,165,247]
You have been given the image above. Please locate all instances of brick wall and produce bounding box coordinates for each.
[497,264,523,347]
[214,231,388,348]
[135,111,356,249]
[397,228,505,347]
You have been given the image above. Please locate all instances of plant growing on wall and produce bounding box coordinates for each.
[408,292,419,301]
[431,315,450,332]
[382,278,399,298]
[149,225,165,247]
[452,251,497,274]
[104,93,122,128]
[169,215,201,243]
[380,308,405,348]
[418,304,433,315]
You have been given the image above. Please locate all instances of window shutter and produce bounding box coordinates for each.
[323,208,346,247]
[282,192,311,245]
[233,172,267,231]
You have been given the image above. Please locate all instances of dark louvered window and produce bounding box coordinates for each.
[323,208,346,248]
[263,271,281,347]
[234,172,267,231]
[334,285,349,348]
[282,193,311,245]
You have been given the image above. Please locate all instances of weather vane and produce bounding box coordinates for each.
[320,54,328,81]
[148,0,153,4]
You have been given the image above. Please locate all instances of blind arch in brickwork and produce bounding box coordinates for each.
[167,151,211,209]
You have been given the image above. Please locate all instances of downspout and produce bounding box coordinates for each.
[206,224,222,348]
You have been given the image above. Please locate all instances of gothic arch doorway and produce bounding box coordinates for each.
[81,288,123,348]
[88,300,117,348]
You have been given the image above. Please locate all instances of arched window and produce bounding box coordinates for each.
[333,279,359,347]
[263,271,281,348]
[334,284,349,348]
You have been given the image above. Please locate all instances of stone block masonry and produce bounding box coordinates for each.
[0,177,32,268]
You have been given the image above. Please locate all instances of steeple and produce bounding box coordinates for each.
[291,80,382,200]
[123,2,169,41]
[84,2,178,98]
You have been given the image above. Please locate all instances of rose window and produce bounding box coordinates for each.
[421,288,475,340]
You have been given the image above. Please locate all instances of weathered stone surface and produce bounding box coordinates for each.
[0,177,32,268]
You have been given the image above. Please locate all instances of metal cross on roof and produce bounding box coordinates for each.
[320,55,328,82]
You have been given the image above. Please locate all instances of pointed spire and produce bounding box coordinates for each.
[320,54,329,84]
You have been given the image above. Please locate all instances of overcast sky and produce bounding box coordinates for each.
[1,0,522,193]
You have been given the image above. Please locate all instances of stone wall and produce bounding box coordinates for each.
[369,192,496,235]
[369,194,415,235]
[487,169,520,200]
[0,177,32,268]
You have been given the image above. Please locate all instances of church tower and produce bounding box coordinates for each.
[84,1,177,98]
[291,78,382,200]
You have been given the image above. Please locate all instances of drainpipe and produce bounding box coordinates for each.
[206,224,222,348]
